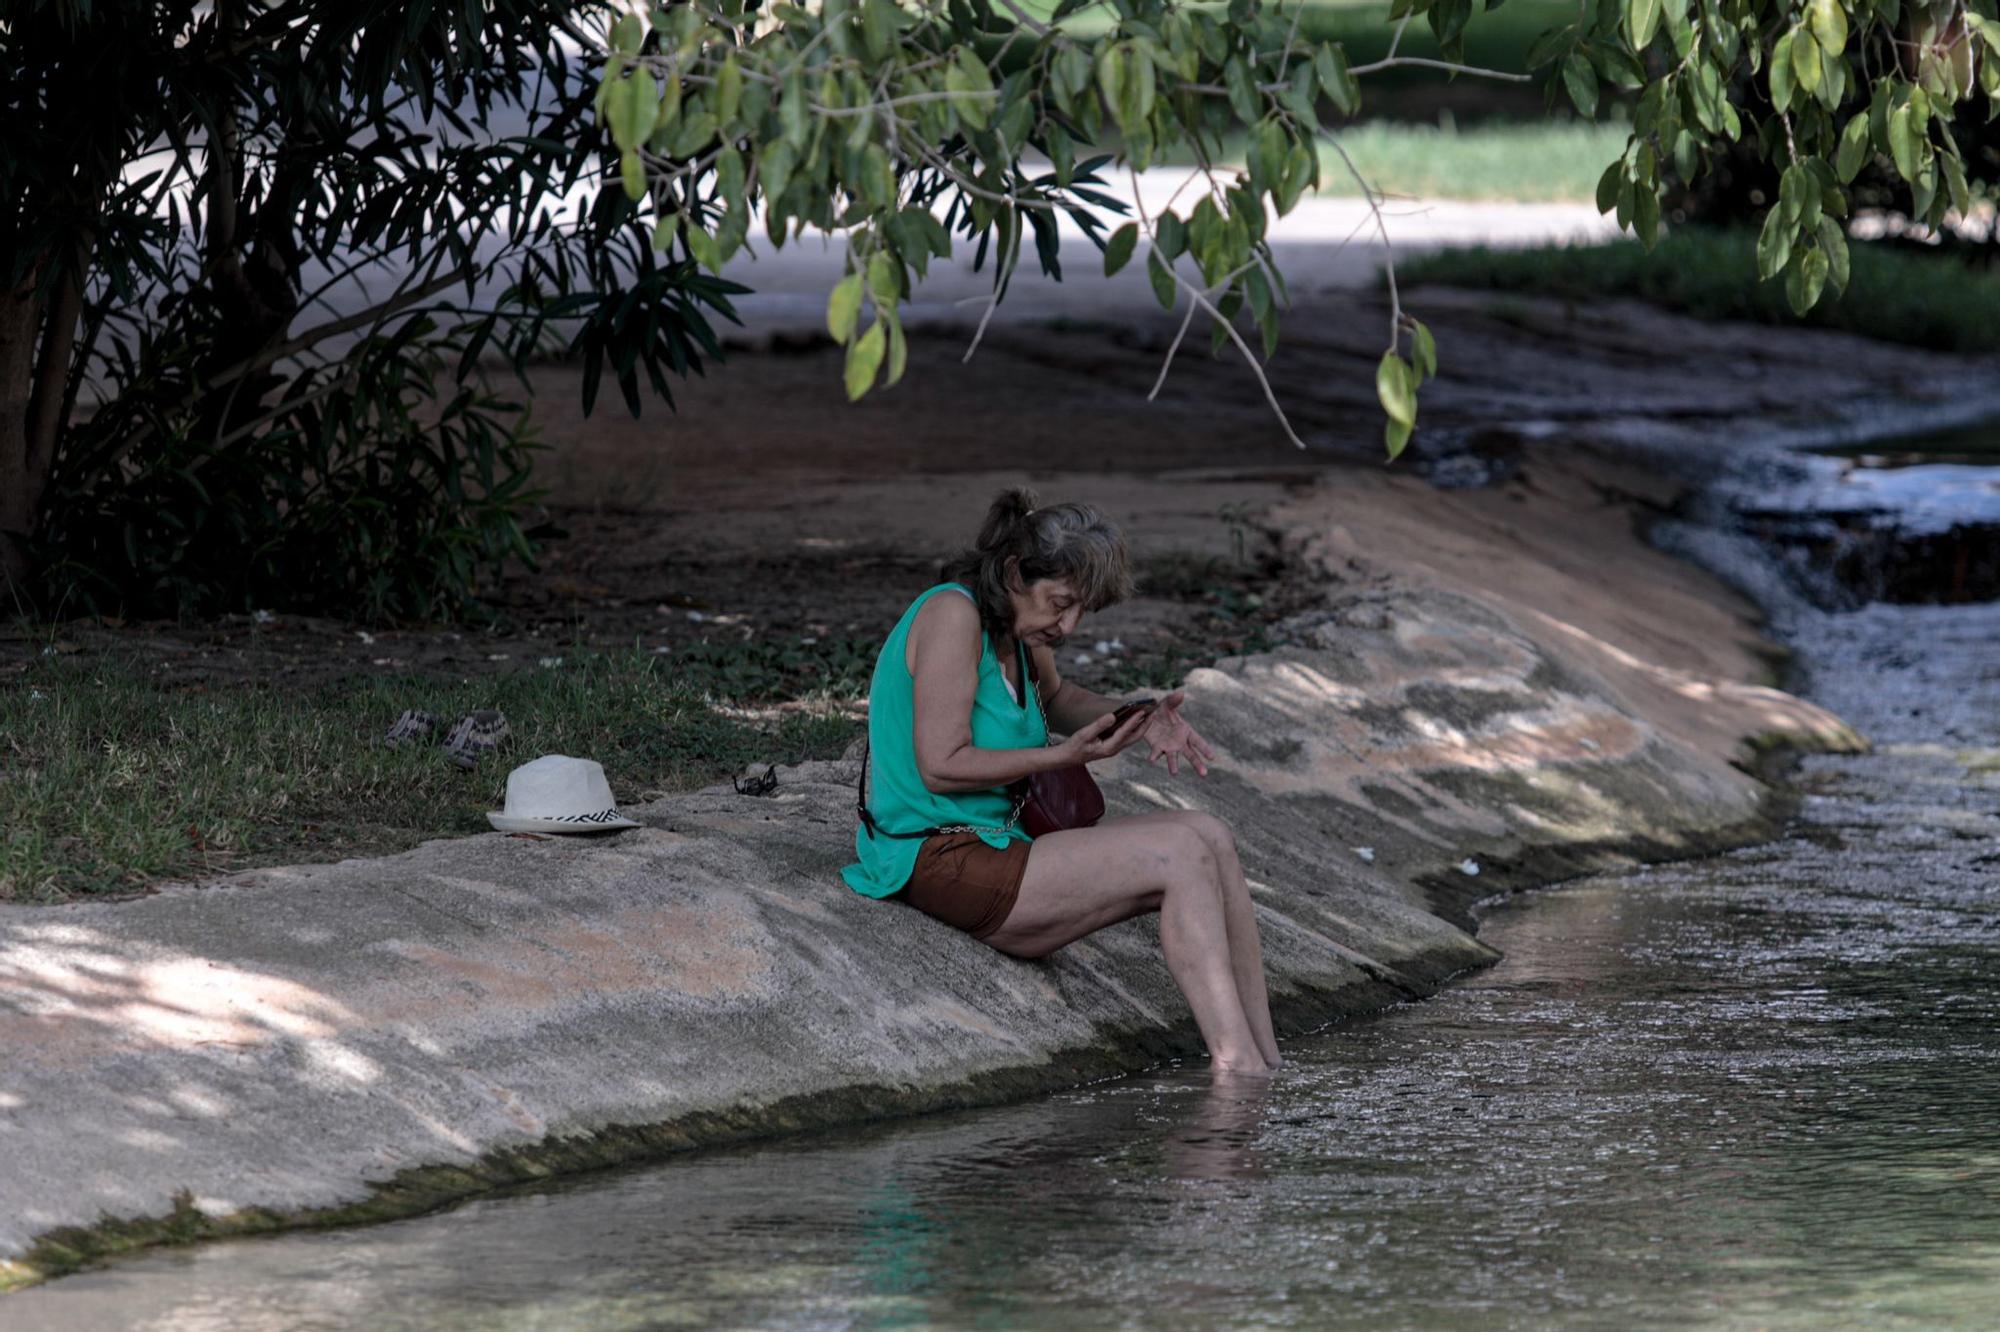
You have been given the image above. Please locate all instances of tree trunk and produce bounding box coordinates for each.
[0,278,46,610]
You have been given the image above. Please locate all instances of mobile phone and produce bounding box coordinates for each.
[1109,698,1157,727]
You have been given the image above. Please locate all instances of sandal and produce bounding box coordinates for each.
[383,709,440,748]
[442,709,511,770]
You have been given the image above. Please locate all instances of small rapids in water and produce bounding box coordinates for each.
[13,426,2000,1331]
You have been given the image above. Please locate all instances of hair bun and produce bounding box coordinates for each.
[971,487,1039,551]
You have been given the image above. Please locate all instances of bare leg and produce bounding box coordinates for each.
[980,819,1267,1072]
[1119,811,1281,1068]
[1196,815,1282,1068]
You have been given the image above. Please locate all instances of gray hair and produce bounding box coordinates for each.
[937,487,1133,646]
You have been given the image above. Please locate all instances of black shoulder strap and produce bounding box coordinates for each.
[854,737,944,840]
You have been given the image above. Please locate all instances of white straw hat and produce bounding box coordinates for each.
[487,755,641,834]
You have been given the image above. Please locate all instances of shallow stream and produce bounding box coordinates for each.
[12,430,1999,1331]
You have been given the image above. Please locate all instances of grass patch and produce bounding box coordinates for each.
[1398,227,2000,353]
[1184,117,1625,202]
[0,643,873,903]
[1020,1,1612,198]
[1102,552,1308,692]
[1025,0,1572,105]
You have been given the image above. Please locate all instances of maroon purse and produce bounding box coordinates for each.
[1008,645,1105,836]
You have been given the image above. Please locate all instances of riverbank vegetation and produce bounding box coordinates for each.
[1402,230,2000,354]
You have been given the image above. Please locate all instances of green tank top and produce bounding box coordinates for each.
[839,582,1049,899]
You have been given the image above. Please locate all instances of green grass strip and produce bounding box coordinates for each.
[1307,119,1629,201]
[0,644,873,902]
[1399,227,2000,353]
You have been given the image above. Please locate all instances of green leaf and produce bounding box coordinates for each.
[716,145,746,206]
[1816,216,1850,294]
[605,76,633,142]
[1810,0,1848,54]
[1246,267,1272,323]
[687,223,722,273]
[1047,124,1075,186]
[1250,120,1288,196]
[1055,45,1093,103]
[1223,56,1260,125]
[1816,39,1846,109]
[1525,28,1573,71]
[1376,352,1416,427]
[859,144,895,210]
[759,141,797,205]
[1913,154,1939,223]
[1627,0,1662,52]
[1412,321,1437,381]
[715,210,747,264]
[1259,302,1281,360]
[651,212,682,252]
[1756,206,1793,281]
[1316,44,1361,116]
[886,315,908,386]
[1943,150,1971,216]
[669,107,717,159]
[628,68,661,147]
[1280,59,1318,124]
[1769,30,1796,112]
[1798,246,1830,313]
[845,320,887,400]
[1595,159,1624,215]
[1104,222,1139,276]
[620,147,646,201]
[1276,141,1313,216]
[1673,130,1698,181]
[1835,112,1871,183]
[1690,60,1724,133]
[1119,44,1157,133]
[867,251,899,306]
[1563,50,1600,118]
[1779,164,1809,226]
[1147,251,1177,310]
[947,47,993,130]
[1155,211,1187,260]
[779,72,809,149]
[716,55,743,126]
[1632,185,1660,248]
[863,0,900,60]
[1791,27,1822,95]
[1099,43,1145,133]
[827,273,864,342]
[1888,102,1919,181]
[1386,416,1413,460]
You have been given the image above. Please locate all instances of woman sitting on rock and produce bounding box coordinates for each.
[839,488,1281,1075]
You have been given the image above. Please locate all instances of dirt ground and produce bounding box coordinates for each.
[4,284,1971,700]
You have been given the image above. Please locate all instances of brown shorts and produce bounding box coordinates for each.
[894,831,1031,940]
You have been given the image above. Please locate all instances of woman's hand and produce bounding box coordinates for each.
[1058,706,1153,766]
[1139,690,1214,777]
